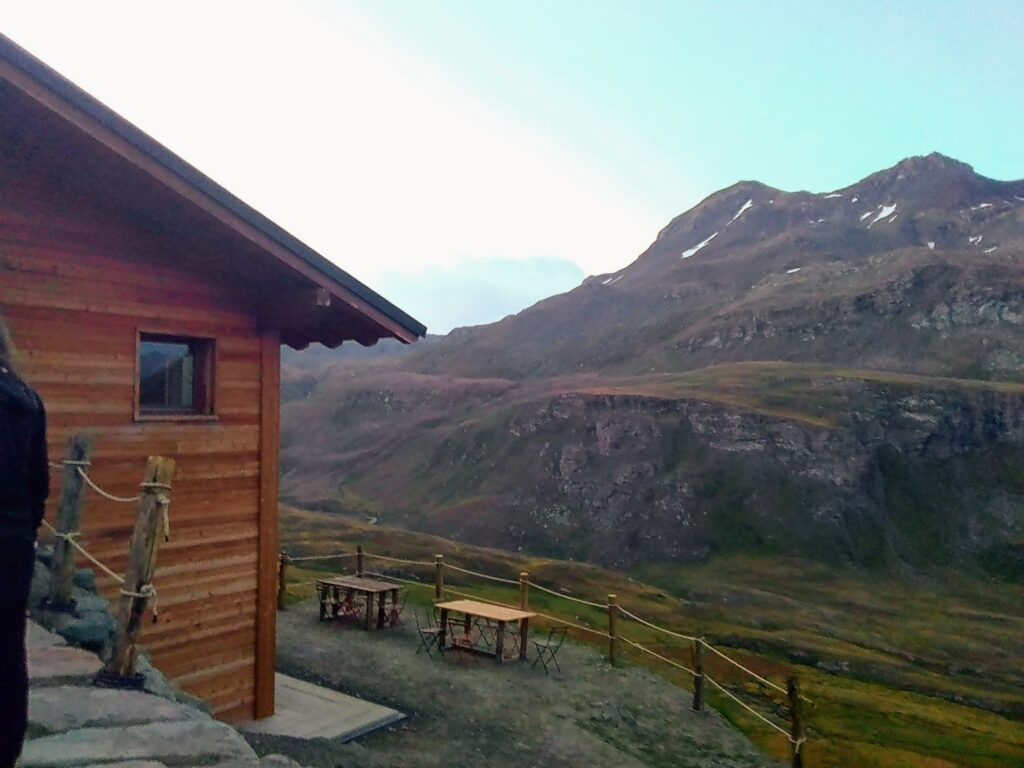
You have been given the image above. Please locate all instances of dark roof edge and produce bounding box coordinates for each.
[0,33,426,340]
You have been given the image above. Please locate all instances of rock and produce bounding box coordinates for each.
[35,545,54,567]
[72,593,111,614]
[73,568,97,591]
[27,645,103,686]
[26,621,66,650]
[259,756,305,768]
[78,762,167,768]
[19,719,257,768]
[134,655,188,704]
[29,687,204,733]
[49,611,115,652]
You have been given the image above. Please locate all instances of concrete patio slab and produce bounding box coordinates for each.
[237,674,404,742]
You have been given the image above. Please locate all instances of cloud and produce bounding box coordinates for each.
[377,257,585,333]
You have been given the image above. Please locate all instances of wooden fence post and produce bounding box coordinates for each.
[45,433,94,613]
[277,553,289,611]
[356,545,364,577]
[434,554,445,600]
[787,676,805,768]
[519,571,529,610]
[98,456,175,685]
[692,638,705,711]
[607,594,618,666]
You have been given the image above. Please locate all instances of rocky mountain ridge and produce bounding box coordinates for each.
[399,153,1024,380]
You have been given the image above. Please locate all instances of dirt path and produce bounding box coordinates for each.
[251,602,780,768]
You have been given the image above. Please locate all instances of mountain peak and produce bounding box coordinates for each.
[889,152,976,178]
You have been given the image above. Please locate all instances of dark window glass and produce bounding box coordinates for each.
[138,335,212,415]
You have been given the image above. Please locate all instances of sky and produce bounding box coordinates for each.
[3,1,1023,333]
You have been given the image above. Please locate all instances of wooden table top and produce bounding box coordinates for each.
[316,575,401,594]
[435,599,536,622]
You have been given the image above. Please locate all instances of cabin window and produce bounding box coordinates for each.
[137,333,215,418]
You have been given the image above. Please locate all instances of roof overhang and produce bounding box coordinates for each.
[0,33,426,349]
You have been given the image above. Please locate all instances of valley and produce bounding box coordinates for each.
[279,154,1024,766]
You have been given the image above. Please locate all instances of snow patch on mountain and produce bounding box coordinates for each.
[729,199,754,224]
[681,232,719,259]
[867,203,898,226]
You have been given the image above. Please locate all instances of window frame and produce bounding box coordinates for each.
[134,329,218,423]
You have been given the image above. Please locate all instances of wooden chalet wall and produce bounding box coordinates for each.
[0,155,277,721]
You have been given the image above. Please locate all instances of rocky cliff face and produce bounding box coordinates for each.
[281,365,1024,573]
[465,385,1024,568]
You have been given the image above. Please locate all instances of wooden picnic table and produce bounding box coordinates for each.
[435,599,536,663]
[315,575,401,630]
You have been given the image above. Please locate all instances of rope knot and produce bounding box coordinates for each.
[121,583,160,623]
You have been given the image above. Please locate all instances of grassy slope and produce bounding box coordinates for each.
[281,506,1024,768]
[282,362,1024,572]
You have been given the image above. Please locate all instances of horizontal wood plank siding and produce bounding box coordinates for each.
[0,179,266,721]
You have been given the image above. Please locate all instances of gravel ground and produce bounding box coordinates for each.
[245,601,780,768]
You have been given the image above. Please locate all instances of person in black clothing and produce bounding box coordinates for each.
[0,318,48,768]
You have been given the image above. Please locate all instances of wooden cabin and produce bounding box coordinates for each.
[0,34,425,721]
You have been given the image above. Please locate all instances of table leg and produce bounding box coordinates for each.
[519,617,529,661]
[317,585,326,621]
[331,586,340,618]
[377,592,387,629]
[364,590,372,630]
[438,607,449,651]
[390,589,399,626]
[495,620,506,664]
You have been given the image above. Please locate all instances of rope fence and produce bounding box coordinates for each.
[286,552,356,563]
[42,518,124,586]
[531,609,612,640]
[50,459,144,504]
[619,606,698,642]
[288,543,811,758]
[703,641,791,699]
[446,563,520,586]
[526,579,608,610]
[705,674,794,741]
[42,510,163,621]
[619,635,696,676]
[363,553,435,567]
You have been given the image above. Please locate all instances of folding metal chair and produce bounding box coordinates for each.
[532,626,568,673]
[388,593,407,630]
[473,617,496,649]
[501,620,522,660]
[447,618,479,666]
[415,612,443,657]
